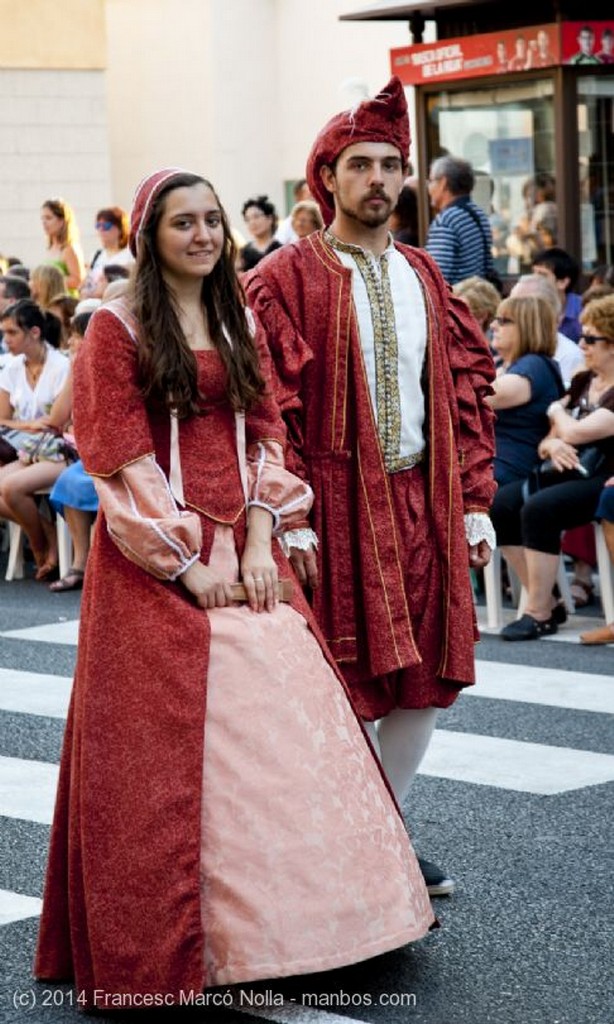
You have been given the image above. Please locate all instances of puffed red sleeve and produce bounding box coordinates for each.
[93,457,202,580]
[72,302,154,476]
[74,301,202,578]
[246,439,313,533]
[445,291,497,513]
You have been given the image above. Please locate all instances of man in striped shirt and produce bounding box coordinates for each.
[426,156,495,285]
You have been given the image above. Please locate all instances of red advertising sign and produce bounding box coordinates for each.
[391,24,560,86]
[561,22,614,65]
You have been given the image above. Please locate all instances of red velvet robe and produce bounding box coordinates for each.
[246,233,496,713]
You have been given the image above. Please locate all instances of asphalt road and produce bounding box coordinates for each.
[0,553,612,1024]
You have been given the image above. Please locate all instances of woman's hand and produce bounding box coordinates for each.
[180,561,234,610]
[241,538,278,612]
[541,437,580,472]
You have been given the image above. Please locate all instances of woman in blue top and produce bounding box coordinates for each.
[487,293,563,486]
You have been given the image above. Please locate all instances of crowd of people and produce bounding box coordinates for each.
[0,69,612,1010]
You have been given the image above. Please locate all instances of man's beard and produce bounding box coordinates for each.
[336,191,394,228]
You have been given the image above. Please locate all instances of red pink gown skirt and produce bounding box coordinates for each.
[200,525,433,984]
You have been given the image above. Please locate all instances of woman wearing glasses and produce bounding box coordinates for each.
[487,293,564,486]
[492,293,614,640]
[80,206,134,298]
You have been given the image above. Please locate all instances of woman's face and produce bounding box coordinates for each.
[41,206,64,241]
[96,217,121,250]
[292,210,318,238]
[491,310,519,363]
[1,318,36,356]
[29,275,42,302]
[155,183,225,284]
[243,205,273,242]
[579,322,614,373]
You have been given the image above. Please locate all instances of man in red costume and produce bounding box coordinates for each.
[246,77,496,896]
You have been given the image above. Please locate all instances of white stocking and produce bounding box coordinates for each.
[374,707,439,806]
[361,719,381,758]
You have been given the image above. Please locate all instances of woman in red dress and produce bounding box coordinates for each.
[34,168,433,1010]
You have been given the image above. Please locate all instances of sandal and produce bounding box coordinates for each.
[569,579,594,608]
[49,568,85,592]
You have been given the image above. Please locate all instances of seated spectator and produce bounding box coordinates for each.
[6,265,30,282]
[487,294,563,486]
[275,179,312,244]
[0,300,70,578]
[587,264,614,288]
[390,183,419,246]
[510,273,585,388]
[492,294,614,640]
[0,275,31,357]
[453,275,500,339]
[579,480,614,644]
[33,310,98,592]
[80,206,133,299]
[238,195,282,271]
[30,264,65,312]
[290,200,324,239]
[47,293,78,349]
[532,246,582,342]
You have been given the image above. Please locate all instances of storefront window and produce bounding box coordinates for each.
[426,80,556,274]
[578,78,614,272]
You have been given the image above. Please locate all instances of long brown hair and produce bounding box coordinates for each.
[131,173,264,417]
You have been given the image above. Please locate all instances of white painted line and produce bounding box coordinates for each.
[0,668,72,720]
[472,661,614,715]
[419,730,614,795]
[233,1000,369,1024]
[0,756,58,825]
[0,889,42,926]
[0,620,79,646]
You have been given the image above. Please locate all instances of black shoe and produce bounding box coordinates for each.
[551,601,567,626]
[501,612,558,641]
[418,857,455,897]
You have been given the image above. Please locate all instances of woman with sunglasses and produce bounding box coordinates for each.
[492,293,614,640]
[80,205,133,298]
[34,168,433,1009]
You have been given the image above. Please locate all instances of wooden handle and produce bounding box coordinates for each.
[229,579,294,603]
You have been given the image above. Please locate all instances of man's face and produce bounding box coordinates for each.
[578,29,594,55]
[601,32,613,55]
[427,168,447,212]
[321,142,405,229]
[533,263,568,296]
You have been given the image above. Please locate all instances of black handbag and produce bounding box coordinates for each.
[522,445,606,499]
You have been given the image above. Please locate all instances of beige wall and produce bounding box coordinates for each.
[104,0,411,231]
[0,0,106,69]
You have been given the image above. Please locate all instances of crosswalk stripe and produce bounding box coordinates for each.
[2,659,611,724]
[470,661,614,715]
[0,755,58,824]
[233,1000,370,1023]
[418,730,614,794]
[0,668,72,719]
[0,620,79,645]
[0,889,42,926]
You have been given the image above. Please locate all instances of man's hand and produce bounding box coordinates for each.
[469,540,492,570]
[289,546,319,589]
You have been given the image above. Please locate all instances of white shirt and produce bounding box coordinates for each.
[555,330,585,389]
[0,344,70,419]
[332,241,427,463]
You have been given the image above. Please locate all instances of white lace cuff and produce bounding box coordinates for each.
[464,512,496,550]
[277,528,319,557]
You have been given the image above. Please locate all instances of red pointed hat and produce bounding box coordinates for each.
[129,167,190,256]
[306,77,410,226]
